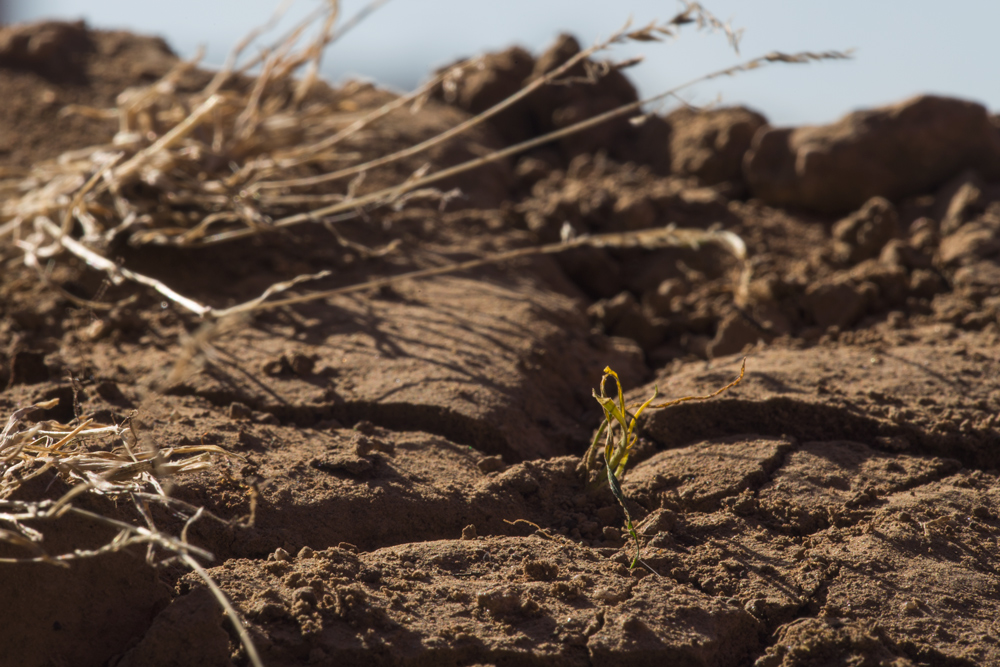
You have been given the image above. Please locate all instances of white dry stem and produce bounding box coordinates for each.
[111,94,224,186]
[21,246,134,311]
[34,216,212,316]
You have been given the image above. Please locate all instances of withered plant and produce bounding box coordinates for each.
[0,398,262,666]
[585,360,746,570]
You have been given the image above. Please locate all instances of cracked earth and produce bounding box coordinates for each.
[2,20,1000,667]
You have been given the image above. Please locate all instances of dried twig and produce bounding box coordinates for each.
[32,216,212,316]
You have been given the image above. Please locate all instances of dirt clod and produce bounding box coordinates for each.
[668,105,767,186]
[832,196,900,264]
[744,95,1000,212]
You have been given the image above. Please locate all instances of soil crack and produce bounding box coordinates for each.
[642,397,1000,471]
[166,383,531,461]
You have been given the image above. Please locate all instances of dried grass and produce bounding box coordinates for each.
[0,1,848,322]
[0,397,262,665]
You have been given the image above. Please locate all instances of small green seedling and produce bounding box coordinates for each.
[586,359,746,570]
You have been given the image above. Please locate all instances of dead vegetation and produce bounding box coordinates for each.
[0,1,846,321]
[0,397,263,665]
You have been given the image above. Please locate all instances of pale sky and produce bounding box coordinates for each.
[8,0,999,126]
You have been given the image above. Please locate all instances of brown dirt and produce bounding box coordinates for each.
[3,20,1000,667]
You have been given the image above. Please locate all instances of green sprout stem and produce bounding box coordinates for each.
[587,359,746,570]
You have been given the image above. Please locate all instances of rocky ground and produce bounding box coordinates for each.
[1,20,1000,667]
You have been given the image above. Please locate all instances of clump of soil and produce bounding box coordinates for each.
[2,19,1000,667]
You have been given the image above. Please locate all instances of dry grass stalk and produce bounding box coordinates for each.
[0,398,262,666]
